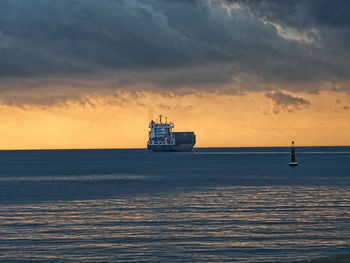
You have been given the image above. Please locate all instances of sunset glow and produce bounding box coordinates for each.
[1,91,349,149]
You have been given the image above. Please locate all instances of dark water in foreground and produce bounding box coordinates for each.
[0,147,349,262]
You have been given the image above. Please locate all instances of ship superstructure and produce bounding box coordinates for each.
[147,115,195,152]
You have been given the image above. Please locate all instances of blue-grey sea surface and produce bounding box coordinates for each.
[0,147,349,262]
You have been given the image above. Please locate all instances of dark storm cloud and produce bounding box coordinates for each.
[0,0,235,77]
[226,0,350,63]
[0,0,350,105]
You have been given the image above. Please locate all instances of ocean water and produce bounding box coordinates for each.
[0,147,349,262]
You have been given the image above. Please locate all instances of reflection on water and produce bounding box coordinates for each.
[0,174,149,182]
[0,186,349,262]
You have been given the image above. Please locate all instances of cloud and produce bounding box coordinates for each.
[0,0,350,106]
[266,91,310,113]
[227,0,350,29]
[157,104,171,110]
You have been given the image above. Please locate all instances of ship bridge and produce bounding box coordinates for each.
[148,115,175,146]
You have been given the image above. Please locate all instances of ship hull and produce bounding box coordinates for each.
[147,144,174,152]
[173,143,195,152]
[147,143,195,152]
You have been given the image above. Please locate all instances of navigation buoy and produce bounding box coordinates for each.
[289,141,298,166]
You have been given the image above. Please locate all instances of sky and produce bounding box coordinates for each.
[0,0,350,149]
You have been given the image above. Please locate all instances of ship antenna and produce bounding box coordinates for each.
[159,114,163,124]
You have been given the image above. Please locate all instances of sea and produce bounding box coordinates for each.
[0,147,349,263]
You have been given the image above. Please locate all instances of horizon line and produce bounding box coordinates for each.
[1,145,350,151]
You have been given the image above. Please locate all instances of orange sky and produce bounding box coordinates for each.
[0,90,349,149]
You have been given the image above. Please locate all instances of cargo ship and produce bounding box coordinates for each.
[147,115,196,152]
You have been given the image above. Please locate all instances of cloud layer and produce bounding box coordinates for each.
[0,0,350,106]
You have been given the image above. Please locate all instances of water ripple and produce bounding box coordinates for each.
[0,186,349,262]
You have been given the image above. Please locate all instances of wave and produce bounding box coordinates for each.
[296,254,350,263]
